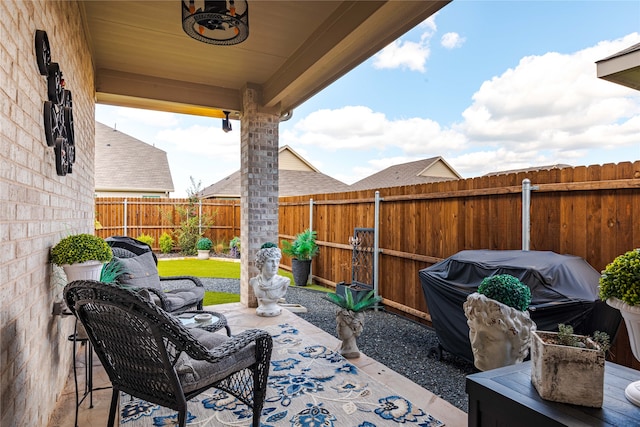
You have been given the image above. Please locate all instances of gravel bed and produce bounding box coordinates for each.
[201,278,476,413]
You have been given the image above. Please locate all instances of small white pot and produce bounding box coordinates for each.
[197,250,210,260]
[606,297,640,406]
[62,260,103,282]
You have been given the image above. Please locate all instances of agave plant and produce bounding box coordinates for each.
[324,289,381,312]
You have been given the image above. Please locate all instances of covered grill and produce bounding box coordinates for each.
[419,250,621,363]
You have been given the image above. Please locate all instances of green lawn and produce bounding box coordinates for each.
[158,258,329,305]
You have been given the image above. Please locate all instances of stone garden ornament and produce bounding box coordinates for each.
[250,243,290,317]
[325,289,382,359]
[464,274,536,371]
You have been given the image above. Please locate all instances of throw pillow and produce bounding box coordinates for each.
[117,251,162,290]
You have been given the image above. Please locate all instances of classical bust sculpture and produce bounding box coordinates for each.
[250,243,290,317]
[464,292,536,371]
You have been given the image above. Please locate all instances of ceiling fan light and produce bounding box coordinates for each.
[181,0,249,46]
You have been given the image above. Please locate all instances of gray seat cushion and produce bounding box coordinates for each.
[176,328,256,393]
[164,287,205,312]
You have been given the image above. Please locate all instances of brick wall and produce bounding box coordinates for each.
[0,1,95,426]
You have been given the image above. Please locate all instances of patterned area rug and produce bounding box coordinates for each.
[120,323,444,427]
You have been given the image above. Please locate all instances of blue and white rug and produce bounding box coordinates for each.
[120,323,444,427]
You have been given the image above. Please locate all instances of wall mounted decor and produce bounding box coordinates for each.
[35,29,75,176]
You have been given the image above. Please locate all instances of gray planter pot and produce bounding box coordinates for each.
[530,330,605,407]
[291,258,311,286]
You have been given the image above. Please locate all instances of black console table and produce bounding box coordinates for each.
[466,361,640,427]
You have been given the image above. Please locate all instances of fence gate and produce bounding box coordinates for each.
[350,228,375,290]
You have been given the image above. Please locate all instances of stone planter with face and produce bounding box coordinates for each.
[464,292,536,371]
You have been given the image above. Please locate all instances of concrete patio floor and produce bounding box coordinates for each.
[48,303,467,427]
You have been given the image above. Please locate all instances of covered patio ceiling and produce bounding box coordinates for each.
[80,1,450,120]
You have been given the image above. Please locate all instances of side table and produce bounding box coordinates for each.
[467,360,640,426]
[67,319,111,427]
[177,310,231,336]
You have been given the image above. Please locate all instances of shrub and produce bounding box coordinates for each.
[175,216,201,256]
[51,234,113,265]
[599,248,640,306]
[136,233,154,248]
[214,241,225,254]
[196,237,213,250]
[478,274,531,311]
[159,232,174,254]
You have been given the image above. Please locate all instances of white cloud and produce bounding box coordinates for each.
[283,106,465,156]
[441,32,465,49]
[287,33,640,182]
[460,33,640,159]
[372,15,437,72]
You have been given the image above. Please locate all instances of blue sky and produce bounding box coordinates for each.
[96,1,640,197]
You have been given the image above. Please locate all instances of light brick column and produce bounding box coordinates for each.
[240,84,280,307]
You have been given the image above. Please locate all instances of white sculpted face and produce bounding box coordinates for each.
[464,292,536,371]
[261,257,278,279]
[468,320,514,371]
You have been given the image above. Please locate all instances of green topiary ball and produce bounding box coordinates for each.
[196,237,213,250]
[599,248,640,306]
[478,274,531,311]
[50,234,113,265]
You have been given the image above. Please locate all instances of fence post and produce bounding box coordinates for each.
[123,198,128,236]
[199,198,203,235]
[522,179,538,251]
[374,191,382,302]
[309,198,314,283]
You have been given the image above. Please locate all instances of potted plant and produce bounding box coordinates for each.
[51,233,113,282]
[599,248,640,406]
[531,324,610,408]
[281,229,319,286]
[324,288,382,359]
[463,274,535,371]
[196,237,212,259]
[229,236,240,258]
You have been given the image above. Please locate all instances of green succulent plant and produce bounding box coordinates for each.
[599,248,640,306]
[324,289,382,312]
[281,229,319,261]
[478,274,531,311]
[50,234,112,265]
[196,237,213,250]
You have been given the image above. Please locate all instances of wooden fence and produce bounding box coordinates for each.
[96,161,640,369]
[95,198,241,249]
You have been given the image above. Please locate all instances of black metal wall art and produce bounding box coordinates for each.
[36,30,75,176]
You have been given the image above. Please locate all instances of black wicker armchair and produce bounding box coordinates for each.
[64,280,273,427]
[105,236,205,313]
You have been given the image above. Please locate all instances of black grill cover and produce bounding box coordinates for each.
[419,250,621,363]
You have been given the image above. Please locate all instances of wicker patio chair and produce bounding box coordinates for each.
[106,236,205,314]
[64,280,273,427]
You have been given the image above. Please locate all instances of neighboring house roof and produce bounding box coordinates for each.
[483,164,572,177]
[95,121,174,195]
[348,157,462,191]
[200,145,349,198]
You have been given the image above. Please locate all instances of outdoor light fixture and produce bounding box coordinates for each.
[222,111,232,132]
[182,0,249,45]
